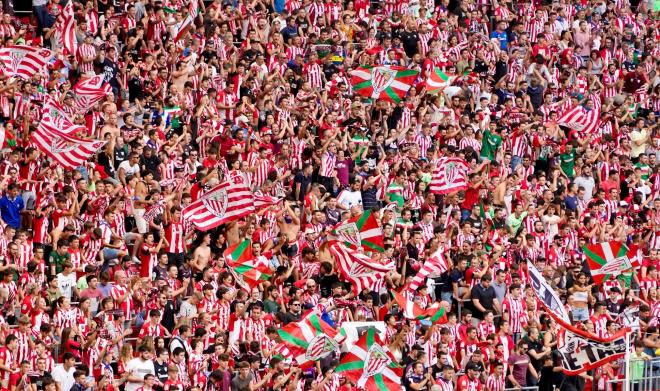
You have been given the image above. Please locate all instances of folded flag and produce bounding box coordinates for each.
[223,240,272,291]
[277,312,343,367]
[182,179,255,231]
[336,328,403,391]
[350,65,418,103]
[32,123,106,169]
[329,210,384,253]
[253,192,282,210]
[583,241,640,285]
[426,68,455,94]
[409,249,449,291]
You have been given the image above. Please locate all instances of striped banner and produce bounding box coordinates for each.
[182,179,255,231]
[32,124,106,169]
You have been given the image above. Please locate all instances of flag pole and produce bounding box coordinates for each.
[623,330,631,391]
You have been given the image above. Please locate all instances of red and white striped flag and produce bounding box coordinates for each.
[253,192,282,210]
[32,124,106,169]
[182,179,255,231]
[40,96,86,135]
[409,249,449,291]
[429,156,469,194]
[60,0,78,56]
[328,242,391,294]
[557,103,601,135]
[0,45,53,79]
[73,75,112,113]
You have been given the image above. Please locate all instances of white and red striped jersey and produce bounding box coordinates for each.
[319,151,336,177]
[502,296,526,333]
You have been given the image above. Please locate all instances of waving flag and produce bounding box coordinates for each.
[277,312,343,367]
[409,249,449,291]
[182,179,255,231]
[60,1,78,55]
[556,326,628,375]
[329,210,384,253]
[583,241,639,285]
[429,156,470,194]
[0,46,53,79]
[426,68,455,94]
[557,104,600,135]
[32,124,106,169]
[336,328,403,391]
[253,192,282,210]
[40,96,86,135]
[73,75,112,113]
[425,303,447,324]
[329,243,391,294]
[392,291,427,320]
[223,240,272,291]
[350,66,418,103]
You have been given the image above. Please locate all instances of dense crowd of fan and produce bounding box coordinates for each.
[0,0,659,390]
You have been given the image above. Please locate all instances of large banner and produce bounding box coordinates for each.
[558,327,628,375]
[527,261,572,323]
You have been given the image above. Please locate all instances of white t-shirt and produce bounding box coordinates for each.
[52,365,76,391]
[57,272,77,300]
[337,190,362,210]
[118,160,140,176]
[124,358,156,391]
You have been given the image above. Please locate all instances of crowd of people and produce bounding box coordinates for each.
[0,0,659,390]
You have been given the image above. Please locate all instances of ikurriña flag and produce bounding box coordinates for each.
[350,66,418,103]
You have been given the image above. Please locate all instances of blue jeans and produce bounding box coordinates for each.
[512,156,522,172]
[441,291,453,306]
[572,307,589,322]
[33,5,54,34]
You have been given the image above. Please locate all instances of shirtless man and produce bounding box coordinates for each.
[133,172,152,234]
[192,233,212,277]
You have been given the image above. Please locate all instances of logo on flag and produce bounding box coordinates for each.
[306,335,340,361]
[10,50,26,70]
[201,188,228,218]
[50,136,81,154]
[364,344,391,377]
[333,222,361,249]
[597,256,632,275]
[372,67,396,96]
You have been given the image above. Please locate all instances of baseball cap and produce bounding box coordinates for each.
[466,362,481,371]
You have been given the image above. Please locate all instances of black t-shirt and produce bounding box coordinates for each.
[398,30,419,58]
[154,360,169,384]
[470,283,496,317]
[30,372,53,391]
[293,172,312,201]
[525,337,544,370]
[319,273,340,297]
[465,216,483,231]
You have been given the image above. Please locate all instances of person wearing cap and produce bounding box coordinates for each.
[456,361,483,391]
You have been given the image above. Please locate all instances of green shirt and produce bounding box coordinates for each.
[387,183,405,208]
[263,299,280,314]
[480,130,502,160]
[560,150,576,178]
[506,211,528,234]
[635,163,651,180]
[50,251,70,275]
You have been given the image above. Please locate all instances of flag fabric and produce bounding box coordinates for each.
[329,243,391,294]
[32,123,106,169]
[335,328,403,391]
[0,45,53,79]
[253,193,282,210]
[174,16,194,41]
[40,96,86,135]
[583,241,639,285]
[527,261,572,324]
[429,157,470,194]
[425,303,447,324]
[329,210,385,253]
[277,312,342,367]
[223,240,272,291]
[350,66,418,103]
[182,179,255,231]
[426,68,455,94]
[73,75,112,113]
[60,1,78,55]
[409,249,449,291]
[557,104,600,135]
[392,291,427,320]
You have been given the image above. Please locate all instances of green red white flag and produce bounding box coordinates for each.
[392,290,427,319]
[223,240,272,291]
[426,68,455,94]
[583,241,640,285]
[335,328,403,391]
[277,312,343,367]
[350,66,418,103]
[329,210,384,253]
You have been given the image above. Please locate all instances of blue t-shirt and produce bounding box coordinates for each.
[0,195,24,229]
[490,30,508,50]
